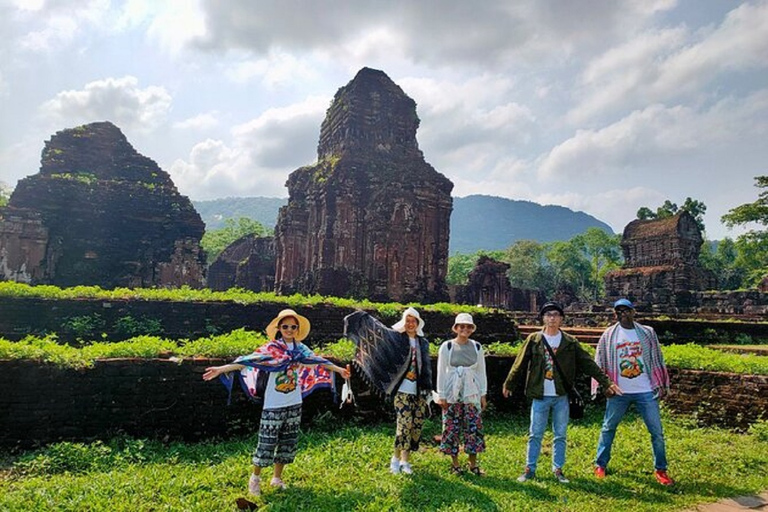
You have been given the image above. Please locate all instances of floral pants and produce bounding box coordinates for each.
[393,392,427,452]
[440,402,485,456]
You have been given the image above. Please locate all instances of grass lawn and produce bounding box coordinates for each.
[1,408,766,511]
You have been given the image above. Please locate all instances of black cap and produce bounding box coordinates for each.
[539,301,564,317]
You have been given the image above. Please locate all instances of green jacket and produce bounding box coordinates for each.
[503,330,612,400]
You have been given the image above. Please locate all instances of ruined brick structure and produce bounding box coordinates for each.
[604,211,716,309]
[452,255,543,311]
[274,67,453,302]
[207,235,275,292]
[0,122,205,288]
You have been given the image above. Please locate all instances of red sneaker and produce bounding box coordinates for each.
[655,469,674,486]
[594,466,606,479]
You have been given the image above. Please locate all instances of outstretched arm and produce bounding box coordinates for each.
[202,363,245,381]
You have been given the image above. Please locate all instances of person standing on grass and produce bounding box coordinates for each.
[503,301,622,484]
[203,308,349,497]
[343,307,433,476]
[592,299,675,486]
[436,313,488,476]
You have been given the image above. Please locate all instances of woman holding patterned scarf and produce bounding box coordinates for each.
[203,309,349,497]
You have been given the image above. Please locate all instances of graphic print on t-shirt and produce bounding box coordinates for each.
[405,346,417,381]
[544,347,557,380]
[274,366,298,393]
[617,341,645,379]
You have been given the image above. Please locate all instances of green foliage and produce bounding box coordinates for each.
[699,238,745,290]
[2,413,768,511]
[113,315,163,338]
[200,217,271,263]
[49,172,99,185]
[0,181,10,207]
[662,343,768,375]
[721,176,768,286]
[637,197,707,233]
[748,419,768,441]
[483,341,523,356]
[504,240,555,292]
[318,338,356,361]
[62,314,106,341]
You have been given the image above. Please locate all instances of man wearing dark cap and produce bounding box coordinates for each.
[592,298,674,486]
[503,301,621,484]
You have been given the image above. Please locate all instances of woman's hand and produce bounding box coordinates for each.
[481,396,487,411]
[502,388,511,399]
[331,365,350,379]
[203,366,224,381]
[438,398,448,411]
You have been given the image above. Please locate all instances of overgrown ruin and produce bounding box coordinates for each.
[604,211,716,309]
[274,67,453,302]
[207,234,275,292]
[0,122,205,288]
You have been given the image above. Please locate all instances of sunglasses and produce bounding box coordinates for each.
[455,324,474,329]
[280,324,299,330]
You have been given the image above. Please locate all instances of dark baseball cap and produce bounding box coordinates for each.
[539,301,565,317]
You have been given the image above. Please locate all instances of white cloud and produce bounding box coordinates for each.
[169,96,328,199]
[12,0,110,52]
[39,76,172,132]
[173,112,220,130]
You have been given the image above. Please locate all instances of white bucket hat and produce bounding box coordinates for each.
[391,307,425,336]
[452,313,476,331]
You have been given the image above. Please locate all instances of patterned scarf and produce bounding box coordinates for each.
[220,338,335,404]
[591,322,670,397]
[344,310,433,398]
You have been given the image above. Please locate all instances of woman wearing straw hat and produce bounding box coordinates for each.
[436,313,488,476]
[203,308,349,497]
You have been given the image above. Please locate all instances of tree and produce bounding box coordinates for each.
[0,182,11,207]
[546,239,594,300]
[637,197,707,233]
[721,176,768,287]
[504,240,555,293]
[201,217,271,264]
[445,250,504,286]
[699,238,744,290]
[571,227,622,299]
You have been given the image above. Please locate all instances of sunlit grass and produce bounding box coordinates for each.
[1,409,766,511]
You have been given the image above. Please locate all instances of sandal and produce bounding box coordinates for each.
[469,466,485,476]
[450,465,464,475]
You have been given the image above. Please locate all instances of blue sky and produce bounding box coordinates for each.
[1,0,767,240]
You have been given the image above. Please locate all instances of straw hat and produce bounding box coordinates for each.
[266,308,311,342]
[391,307,425,336]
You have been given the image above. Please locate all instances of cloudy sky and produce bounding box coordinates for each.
[1,0,767,240]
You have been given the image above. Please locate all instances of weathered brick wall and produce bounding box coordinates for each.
[0,297,519,345]
[665,368,768,430]
[2,356,763,448]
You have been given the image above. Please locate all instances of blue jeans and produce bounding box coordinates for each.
[595,391,668,470]
[525,395,569,473]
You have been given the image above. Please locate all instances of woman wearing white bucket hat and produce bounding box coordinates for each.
[343,306,433,476]
[436,313,488,476]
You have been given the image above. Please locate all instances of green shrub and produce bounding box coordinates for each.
[663,343,768,375]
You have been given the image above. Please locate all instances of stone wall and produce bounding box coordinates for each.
[0,296,519,345]
[1,357,763,448]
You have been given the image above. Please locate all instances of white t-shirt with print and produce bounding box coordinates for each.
[542,332,562,397]
[263,341,303,410]
[615,327,653,394]
[397,337,419,395]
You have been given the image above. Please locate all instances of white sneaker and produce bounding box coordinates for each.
[248,474,261,496]
[400,462,413,475]
[270,477,287,489]
[389,456,400,474]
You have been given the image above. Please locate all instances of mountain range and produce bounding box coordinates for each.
[193,194,614,254]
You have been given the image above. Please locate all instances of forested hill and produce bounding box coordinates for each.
[193,194,614,255]
[451,195,614,253]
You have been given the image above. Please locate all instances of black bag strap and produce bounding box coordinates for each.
[540,333,580,397]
